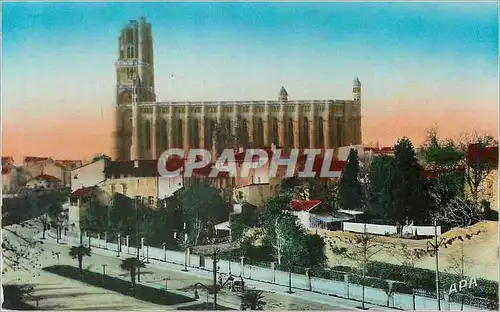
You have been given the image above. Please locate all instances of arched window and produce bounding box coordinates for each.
[272,118,279,146]
[336,117,343,147]
[161,119,167,149]
[192,118,200,148]
[205,119,215,149]
[257,118,264,147]
[177,119,183,148]
[317,117,324,148]
[145,120,151,150]
[303,117,310,148]
[242,118,249,147]
[288,118,294,147]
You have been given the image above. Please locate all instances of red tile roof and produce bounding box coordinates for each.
[467,144,498,167]
[27,174,61,183]
[71,186,96,197]
[291,199,322,212]
[24,156,50,162]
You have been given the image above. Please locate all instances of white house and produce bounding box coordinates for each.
[70,156,109,192]
[25,174,61,189]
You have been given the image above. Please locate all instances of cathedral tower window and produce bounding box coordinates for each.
[145,121,151,150]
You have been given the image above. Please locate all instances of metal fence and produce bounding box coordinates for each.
[62,231,493,311]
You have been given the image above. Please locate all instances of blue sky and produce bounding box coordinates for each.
[2,2,498,160]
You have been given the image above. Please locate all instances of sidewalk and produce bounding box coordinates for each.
[41,232,368,310]
[44,231,489,311]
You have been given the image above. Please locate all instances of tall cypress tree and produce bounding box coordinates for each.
[338,149,363,210]
[392,137,428,224]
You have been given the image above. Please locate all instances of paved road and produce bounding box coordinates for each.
[3,219,361,310]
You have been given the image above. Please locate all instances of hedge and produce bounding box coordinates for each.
[43,265,194,305]
[366,261,498,301]
[213,252,498,310]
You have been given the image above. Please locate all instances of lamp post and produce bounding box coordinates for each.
[135,196,141,282]
[426,218,446,311]
[193,249,233,311]
[102,264,107,285]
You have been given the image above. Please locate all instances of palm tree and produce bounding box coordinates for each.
[69,245,91,279]
[239,290,266,310]
[120,257,145,292]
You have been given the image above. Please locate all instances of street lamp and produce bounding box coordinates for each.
[193,249,234,311]
[426,217,446,311]
[135,195,142,282]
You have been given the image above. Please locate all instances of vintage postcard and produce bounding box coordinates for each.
[2,2,498,311]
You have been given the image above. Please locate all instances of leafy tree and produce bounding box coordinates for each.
[348,227,382,309]
[443,240,475,311]
[459,133,496,204]
[229,204,258,242]
[69,245,91,279]
[181,181,230,245]
[437,196,484,228]
[368,155,396,221]
[338,149,363,210]
[398,244,426,287]
[239,290,266,310]
[120,257,146,292]
[307,178,338,213]
[261,193,326,288]
[392,137,429,224]
[421,129,466,209]
[260,193,292,250]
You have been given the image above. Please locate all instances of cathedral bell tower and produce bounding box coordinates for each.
[353,77,361,102]
[112,17,156,161]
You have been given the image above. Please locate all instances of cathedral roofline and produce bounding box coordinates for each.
[126,99,357,106]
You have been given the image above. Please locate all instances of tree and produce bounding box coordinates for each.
[443,239,475,311]
[182,182,230,245]
[399,244,426,286]
[120,257,146,292]
[338,149,362,210]
[230,204,258,242]
[436,196,484,228]
[239,290,266,310]
[421,129,466,210]
[368,155,396,221]
[307,178,338,213]
[392,137,429,224]
[69,245,92,279]
[459,133,496,204]
[349,226,382,309]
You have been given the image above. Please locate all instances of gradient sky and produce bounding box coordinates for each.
[2,2,498,163]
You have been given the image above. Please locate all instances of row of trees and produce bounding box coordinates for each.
[79,182,232,248]
[332,131,496,226]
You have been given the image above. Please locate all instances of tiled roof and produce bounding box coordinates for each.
[71,186,97,197]
[28,174,61,183]
[467,144,498,167]
[24,156,50,162]
[105,159,161,177]
[291,199,322,212]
